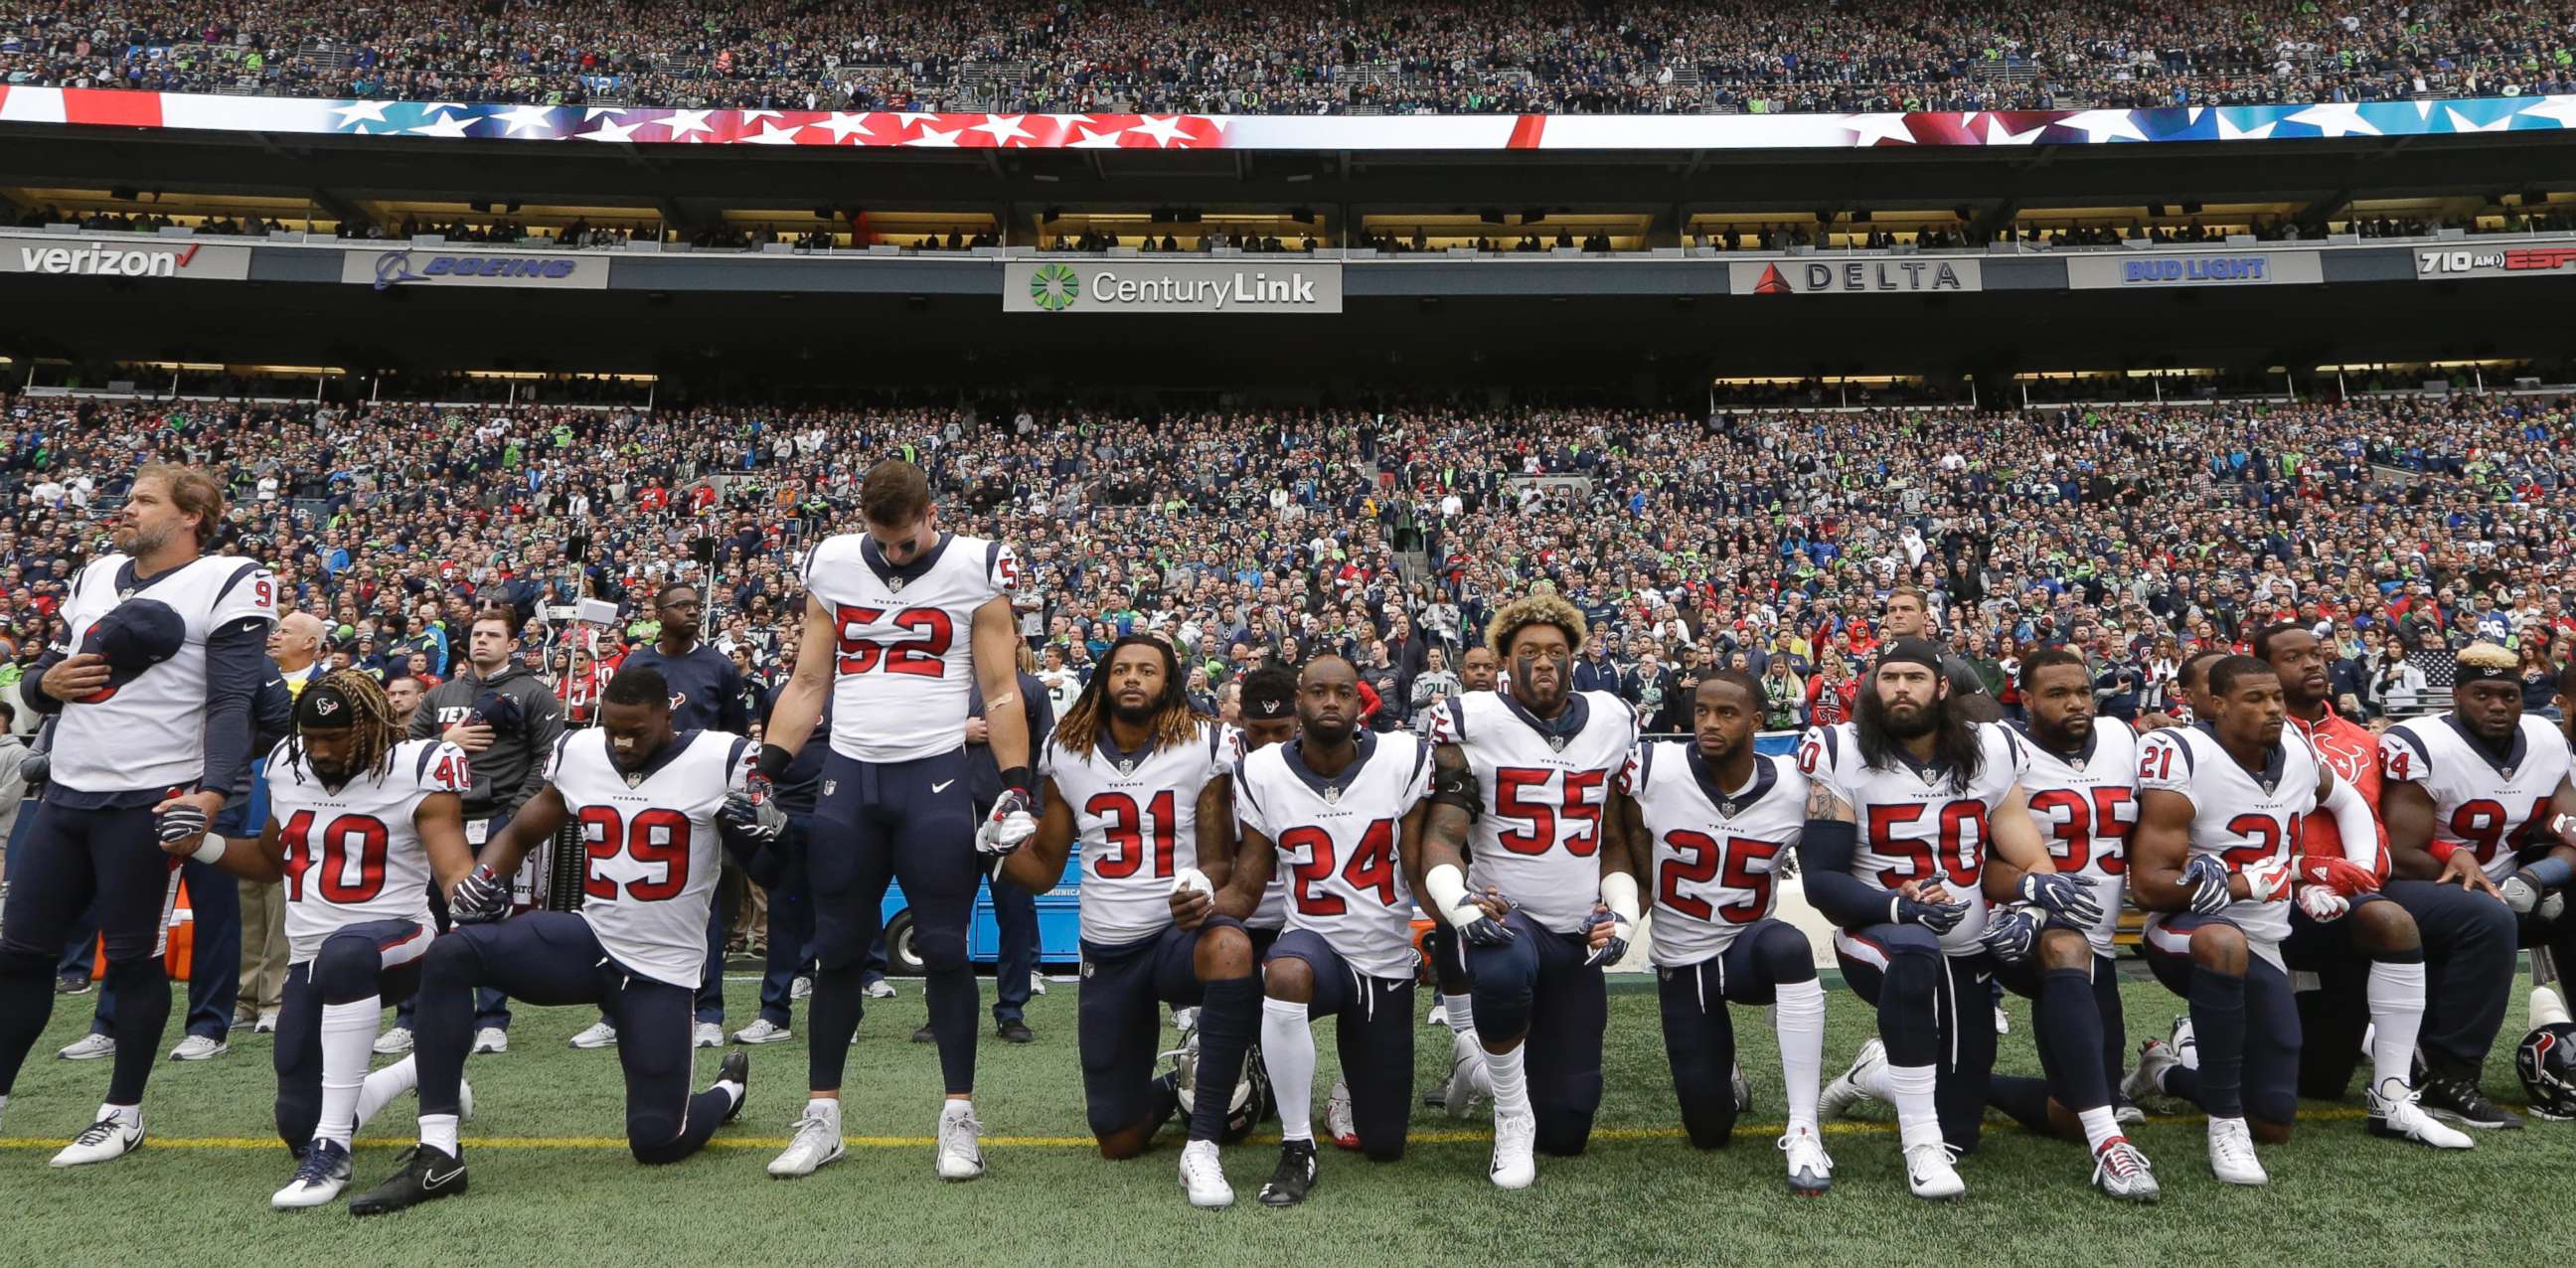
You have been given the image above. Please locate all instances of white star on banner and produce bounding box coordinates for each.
[406,109,473,139]
[2282,101,2379,138]
[970,114,1035,145]
[492,103,557,136]
[581,116,644,143]
[663,109,715,140]
[740,121,808,145]
[816,112,877,143]
[1127,114,1194,146]
[331,100,392,128]
[903,122,966,147]
[2057,109,2150,142]
[1067,123,1128,148]
[1842,112,1915,146]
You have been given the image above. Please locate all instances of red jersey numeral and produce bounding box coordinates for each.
[2448,797,2554,863]
[2221,812,2300,871]
[1658,831,1783,924]
[580,805,695,902]
[1867,800,1986,889]
[1278,819,1400,915]
[280,810,391,904]
[1088,789,1178,880]
[1492,766,1607,857]
[2140,744,2176,784]
[2028,786,2135,876]
[833,605,955,678]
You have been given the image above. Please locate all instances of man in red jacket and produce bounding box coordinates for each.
[2258,625,2492,1147]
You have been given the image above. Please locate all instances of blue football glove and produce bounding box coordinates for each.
[1979,905,2039,963]
[2180,855,2234,916]
[452,865,511,925]
[1450,891,1519,948]
[2017,872,2106,926]
[1580,905,1634,969]
[1894,893,1970,934]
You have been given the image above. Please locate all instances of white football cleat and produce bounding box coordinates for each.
[473,1027,509,1054]
[2206,1117,2268,1186]
[1179,1139,1233,1209]
[2170,1015,2199,1069]
[1030,971,1048,997]
[254,1010,280,1034]
[1818,1038,1885,1119]
[694,1022,723,1049]
[2367,1078,2475,1150]
[857,978,889,1000]
[732,1019,793,1045]
[1779,1127,1833,1195]
[1903,1142,1965,1199]
[57,1033,114,1061]
[460,1079,476,1123]
[935,1104,985,1181]
[51,1115,143,1167]
[767,1105,846,1178]
[1489,1106,1537,1189]
[1425,998,1448,1029]
[169,1034,228,1062]
[568,1021,618,1049]
[373,1027,413,1056]
[1443,1030,1492,1118]
[270,1140,353,1209]
[1731,1061,1755,1114]
[2123,1037,2179,1104]
[1994,1004,2011,1035]
[1324,1079,1360,1151]
[2091,1137,2160,1202]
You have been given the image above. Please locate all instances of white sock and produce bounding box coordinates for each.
[1774,979,1827,1131]
[99,1102,141,1129]
[1261,998,1316,1142]
[807,1096,841,1123]
[315,997,381,1149]
[1855,1058,1897,1102]
[355,1056,419,1132]
[419,1112,460,1157]
[2076,1105,2123,1154]
[940,1098,975,1121]
[1447,996,1476,1038]
[718,1080,745,1111]
[1485,1040,1532,1117]
[2367,959,2428,1095]
[1886,1062,1941,1151]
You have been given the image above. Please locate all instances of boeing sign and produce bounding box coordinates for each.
[344,248,610,290]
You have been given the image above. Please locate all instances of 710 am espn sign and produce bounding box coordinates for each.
[2416,245,2576,278]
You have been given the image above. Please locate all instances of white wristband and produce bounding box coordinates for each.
[191,837,227,865]
[1426,863,1482,928]
[1599,872,1641,927]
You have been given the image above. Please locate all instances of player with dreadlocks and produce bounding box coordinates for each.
[1002,634,1258,1207]
[178,670,480,1208]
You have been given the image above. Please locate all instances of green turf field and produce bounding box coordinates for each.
[1,968,2558,1267]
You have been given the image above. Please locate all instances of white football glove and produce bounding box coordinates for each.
[1171,867,1212,897]
[976,788,1039,857]
[2241,856,2295,903]
[2295,884,2348,923]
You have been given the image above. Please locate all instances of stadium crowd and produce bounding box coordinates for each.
[3,387,2571,750]
[2,0,2573,114]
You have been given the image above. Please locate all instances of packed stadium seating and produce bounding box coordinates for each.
[4,0,2573,114]
[4,390,2565,735]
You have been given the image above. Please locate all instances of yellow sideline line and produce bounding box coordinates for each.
[0,1108,2385,1152]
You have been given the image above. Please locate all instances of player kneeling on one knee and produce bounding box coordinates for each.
[349,668,769,1215]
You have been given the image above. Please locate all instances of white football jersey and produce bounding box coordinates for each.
[802,531,1015,763]
[1234,731,1430,980]
[51,553,277,794]
[2138,723,2318,958]
[267,737,470,963]
[1220,722,1289,929]
[1621,742,1807,967]
[1044,720,1229,945]
[2381,714,2575,882]
[1798,719,2029,957]
[548,728,753,988]
[2016,719,2141,956]
[1429,690,1636,934]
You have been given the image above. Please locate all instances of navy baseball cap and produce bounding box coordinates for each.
[469,690,524,730]
[78,597,187,693]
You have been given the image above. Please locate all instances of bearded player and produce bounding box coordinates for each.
[182,672,477,1207]
[347,668,761,1213]
[1421,594,1639,1189]
[1606,672,1832,1193]
[1214,656,1434,1206]
[1004,635,1258,1208]
[1798,639,2098,1200]
[759,460,1035,1182]
[2381,642,2576,1128]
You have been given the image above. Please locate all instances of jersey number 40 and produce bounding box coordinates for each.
[281,810,389,904]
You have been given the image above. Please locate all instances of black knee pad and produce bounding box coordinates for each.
[310,937,382,1005]
[627,1110,685,1163]
[1535,1115,1595,1158]
[0,945,48,976]
[1751,923,1815,985]
[911,921,970,974]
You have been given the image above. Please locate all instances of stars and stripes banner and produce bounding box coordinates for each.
[0,86,2572,150]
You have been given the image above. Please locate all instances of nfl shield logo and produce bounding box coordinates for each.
[824,779,838,796]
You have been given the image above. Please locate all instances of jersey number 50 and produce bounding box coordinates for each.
[581,806,693,902]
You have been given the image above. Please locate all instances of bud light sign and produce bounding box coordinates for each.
[2067,250,2321,289]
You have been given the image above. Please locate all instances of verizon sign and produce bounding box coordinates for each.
[0,237,252,280]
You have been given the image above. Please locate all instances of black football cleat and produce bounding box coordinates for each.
[997,1019,1036,1044]
[718,1050,752,1125]
[348,1144,467,1217]
[911,1024,936,1044]
[2418,1075,2523,1130]
[1257,1139,1318,1208]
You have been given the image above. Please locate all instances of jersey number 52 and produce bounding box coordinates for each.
[835,605,954,679]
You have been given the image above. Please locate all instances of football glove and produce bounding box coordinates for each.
[452,865,511,925]
[2180,855,2234,916]
[1450,892,1519,948]
[2295,883,2349,923]
[2296,856,2380,896]
[1979,905,2039,963]
[154,801,211,847]
[1580,904,1634,969]
[1894,893,1971,934]
[720,790,785,845]
[976,788,1039,858]
[2240,855,2295,903]
[2016,872,2106,926]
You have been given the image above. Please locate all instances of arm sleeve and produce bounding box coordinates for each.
[1796,819,1897,929]
[2320,772,2387,873]
[199,617,271,798]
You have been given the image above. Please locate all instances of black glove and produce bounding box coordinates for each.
[1894,893,1970,934]
[453,865,511,925]
[1979,905,2038,962]
[154,801,212,846]
[2180,855,2233,917]
[2017,872,2107,926]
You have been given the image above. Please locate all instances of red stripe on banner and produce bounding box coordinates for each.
[63,87,162,127]
[1507,114,1547,149]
